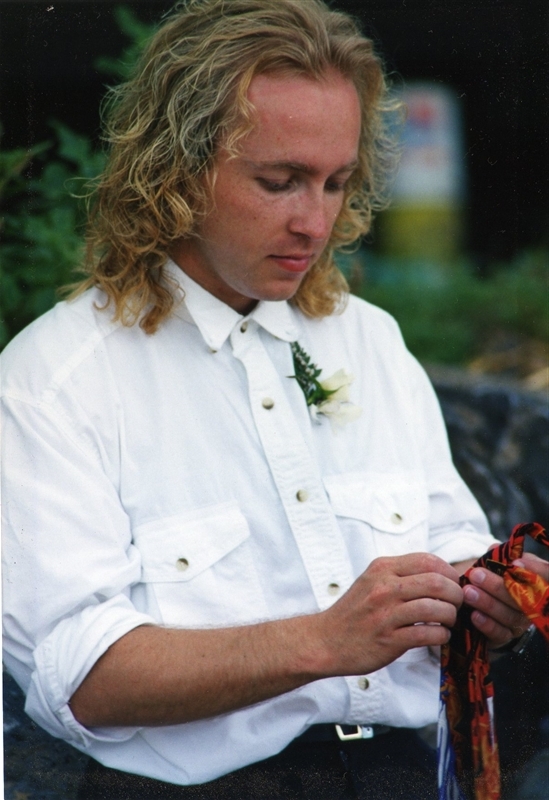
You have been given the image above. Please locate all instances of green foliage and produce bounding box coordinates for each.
[291,341,336,407]
[0,5,150,349]
[94,6,155,80]
[344,251,549,365]
[0,123,105,347]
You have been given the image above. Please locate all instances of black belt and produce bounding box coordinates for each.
[293,723,393,744]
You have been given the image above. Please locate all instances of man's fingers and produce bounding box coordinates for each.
[464,584,526,630]
[394,573,463,609]
[384,553,461,584]
[463,569,531,646]
[469,609,527,645]
[514,553,549,583]
[468,567,519,609]
[394,597,458,629]
[395,621,453,650]
[463,586,527,630]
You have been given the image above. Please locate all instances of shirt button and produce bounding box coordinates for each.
[176,558,189,572]
[240,321,248,333]
[327,583,340,596]
[262,398,275,410]
[391,513,403,525]
[357,677,370,690]
[296,489,309,502]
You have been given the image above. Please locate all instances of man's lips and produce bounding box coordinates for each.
[268,254,314,273]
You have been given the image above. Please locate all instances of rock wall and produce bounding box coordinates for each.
[427,365,548,542]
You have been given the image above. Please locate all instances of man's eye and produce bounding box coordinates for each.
[325,181,346,193]
[258,178,292,192]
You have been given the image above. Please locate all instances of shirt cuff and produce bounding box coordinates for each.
[429,523,498,566]
[25,595,155,748]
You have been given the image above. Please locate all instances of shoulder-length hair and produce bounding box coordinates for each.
[72,0,401,332]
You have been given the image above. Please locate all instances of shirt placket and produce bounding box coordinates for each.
[230,322,354,611]
[231,321,385,723]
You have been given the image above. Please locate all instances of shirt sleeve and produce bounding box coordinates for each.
[2,394,155,748]
[406,349,498,563]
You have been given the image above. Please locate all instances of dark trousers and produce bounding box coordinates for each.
[77,729,437,800]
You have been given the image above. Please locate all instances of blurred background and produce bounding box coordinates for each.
[1,0,548,379]
[1,2,548,799]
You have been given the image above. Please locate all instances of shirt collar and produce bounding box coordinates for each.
[164,258,301,351]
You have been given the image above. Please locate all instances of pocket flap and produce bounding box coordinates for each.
[324,472,428,534]
[132,501,251,582]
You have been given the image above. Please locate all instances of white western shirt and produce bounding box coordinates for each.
[1,261,496,785]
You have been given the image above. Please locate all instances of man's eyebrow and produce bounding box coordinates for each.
[245,159,359,174]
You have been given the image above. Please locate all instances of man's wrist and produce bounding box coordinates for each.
[491,623,537,655]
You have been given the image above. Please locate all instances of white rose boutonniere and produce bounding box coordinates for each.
[290,342,362,431]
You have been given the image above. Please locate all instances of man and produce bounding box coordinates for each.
[1,1,536,798]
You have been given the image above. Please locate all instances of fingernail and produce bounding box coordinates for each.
[513,559,525,568]
[464,586,479,602]
[470,569,486,585]
[474,612,487,625]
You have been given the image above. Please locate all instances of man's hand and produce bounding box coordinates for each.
[458,555,546,649]
[70,552,463,728]
[514,552,549,582]
[314,552,463,676]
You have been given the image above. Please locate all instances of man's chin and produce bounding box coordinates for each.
[255,277,306,304]
[230,276,305,311]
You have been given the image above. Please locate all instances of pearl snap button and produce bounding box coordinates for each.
[262,398,275,409]
[296,489,309,502]
[240,322,248,333]
[327,583,340,596]
[357,677,370,690]
[391,513,403,524]
[176,558,189,571]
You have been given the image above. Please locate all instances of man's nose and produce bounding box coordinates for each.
[288,191,337,241]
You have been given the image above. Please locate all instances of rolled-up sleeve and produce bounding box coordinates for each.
[406,350,497,562]
[2,395,154,748]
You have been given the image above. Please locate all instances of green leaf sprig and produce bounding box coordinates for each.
[290,341,336,407]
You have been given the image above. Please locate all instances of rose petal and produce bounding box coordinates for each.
[316,400,362,432]
[319,369,354,402]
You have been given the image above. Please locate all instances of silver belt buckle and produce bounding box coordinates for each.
[335,724,375,741]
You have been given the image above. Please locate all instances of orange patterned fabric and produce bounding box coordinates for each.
[438,522,549,800]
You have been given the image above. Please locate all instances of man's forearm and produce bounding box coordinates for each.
[69,615,327,728]
[69,553,464,728]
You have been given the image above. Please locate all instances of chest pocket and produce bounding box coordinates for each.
[324,472,433,664]
[324,472,430,558]
[132,501,268,626]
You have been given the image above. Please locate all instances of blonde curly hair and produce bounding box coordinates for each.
[73,0,401,332]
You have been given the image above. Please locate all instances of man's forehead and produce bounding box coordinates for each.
[249,68,357,110]
[237,71,361,161]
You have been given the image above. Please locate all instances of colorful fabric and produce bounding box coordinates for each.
[438,522,549,800]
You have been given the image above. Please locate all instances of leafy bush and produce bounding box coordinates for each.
[340,251,549,365]
[0,123,105,347]
[0,4,153,350]
[94,6,155,80]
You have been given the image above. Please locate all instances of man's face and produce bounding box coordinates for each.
[173,69,361,314]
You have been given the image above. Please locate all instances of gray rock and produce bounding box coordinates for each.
[3,671,87,799]
[506,749,549,800]
[427,365,548,541]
